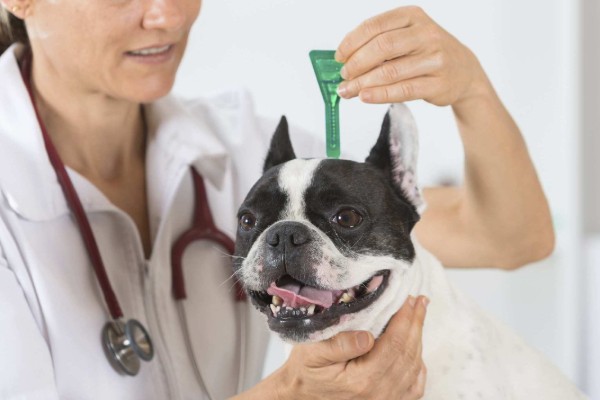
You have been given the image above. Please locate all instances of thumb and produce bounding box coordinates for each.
[302,331,374,367]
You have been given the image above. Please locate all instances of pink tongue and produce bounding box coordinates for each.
[267,280,343,308]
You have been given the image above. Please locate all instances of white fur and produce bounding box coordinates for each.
[240,103,586,398]
[278,159,321,221]
[388,103,426,213]
[241,159,415,339]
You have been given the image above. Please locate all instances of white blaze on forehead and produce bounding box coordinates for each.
[278,159,321,220]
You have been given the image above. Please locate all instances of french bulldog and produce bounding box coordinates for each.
[233,104,587,399]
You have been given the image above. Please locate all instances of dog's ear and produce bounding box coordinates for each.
[263,116,296,173]
[366,104,425,213]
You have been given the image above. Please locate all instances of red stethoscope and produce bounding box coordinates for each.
[20,52,246,381]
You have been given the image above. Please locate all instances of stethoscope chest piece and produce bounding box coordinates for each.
[102,319,154,376]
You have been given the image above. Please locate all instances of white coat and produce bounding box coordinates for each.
[0,44,318,400]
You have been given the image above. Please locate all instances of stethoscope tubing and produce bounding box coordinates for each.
[20,51,124,320]
[171,168,246,302]
[20,49,248,390]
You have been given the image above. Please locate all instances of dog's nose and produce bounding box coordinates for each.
[266,222,312,249]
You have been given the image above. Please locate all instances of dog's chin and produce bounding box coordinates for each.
[248,270,391,343]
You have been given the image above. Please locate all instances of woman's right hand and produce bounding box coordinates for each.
[268,295,429,400]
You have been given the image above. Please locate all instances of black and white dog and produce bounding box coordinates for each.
[233,104,586,399]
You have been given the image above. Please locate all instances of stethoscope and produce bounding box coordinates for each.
[20,51,247,395]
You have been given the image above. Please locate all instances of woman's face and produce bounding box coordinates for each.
[26,0,201,102]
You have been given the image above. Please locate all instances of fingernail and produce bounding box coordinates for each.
[421,297,430,308]
[337,84,348,98]
[408,295,416,307]
[340,66,348,80]
[357,332,370,350]
[360,90,372,102]
[334,50,343,62]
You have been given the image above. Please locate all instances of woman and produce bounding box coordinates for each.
[0,1,553,399]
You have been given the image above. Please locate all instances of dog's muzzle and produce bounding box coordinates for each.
[245,222,391,339]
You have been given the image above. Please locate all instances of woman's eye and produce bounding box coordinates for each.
[332,209,363,228]
[239,213,257,231]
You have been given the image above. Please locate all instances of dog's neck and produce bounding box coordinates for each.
[410,238,468,359]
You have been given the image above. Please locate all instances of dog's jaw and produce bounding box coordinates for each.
[235,104,424,343]
[235,157,420,343]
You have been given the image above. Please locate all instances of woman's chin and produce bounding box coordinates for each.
[119,77,176,103]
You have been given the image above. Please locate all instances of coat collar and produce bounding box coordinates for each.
[0,44,230,222]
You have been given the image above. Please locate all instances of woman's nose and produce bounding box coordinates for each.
[143,0,186,32]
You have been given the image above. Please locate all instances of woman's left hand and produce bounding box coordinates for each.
[335,6,487,107]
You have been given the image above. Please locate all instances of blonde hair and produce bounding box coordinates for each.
[0,7,28,54]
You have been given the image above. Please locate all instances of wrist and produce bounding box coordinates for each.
[230,366,289,400]
[270,365,291,400]
[452,54,497,112]
[451,73,501,124]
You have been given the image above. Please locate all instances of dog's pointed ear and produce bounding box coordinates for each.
[263,116,296,173]
[366,104,425,213]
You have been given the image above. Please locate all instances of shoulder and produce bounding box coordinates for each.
[172,88,323,159]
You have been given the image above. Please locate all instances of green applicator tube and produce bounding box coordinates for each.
[309,50,344,158]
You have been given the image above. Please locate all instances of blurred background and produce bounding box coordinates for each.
[173,0,598,397]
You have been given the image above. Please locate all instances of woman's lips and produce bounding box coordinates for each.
[125,44,175,64]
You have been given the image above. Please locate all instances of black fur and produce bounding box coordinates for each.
[365,112,393,172]
[263,116,296,173]
[233,109,421,338]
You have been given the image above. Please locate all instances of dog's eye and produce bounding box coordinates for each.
[332,209,363,228]
[239,213,257,231]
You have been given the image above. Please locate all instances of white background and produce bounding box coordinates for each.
[173,0,595,397]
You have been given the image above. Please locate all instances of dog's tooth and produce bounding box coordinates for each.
[275,306,281,312]
[300,307,306,313]
[272,295,282,306]
[340,292,353,304]
[307,304,316,316]
[270,304,277,316]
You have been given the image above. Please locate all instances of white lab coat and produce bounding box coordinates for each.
[0,44,318,400]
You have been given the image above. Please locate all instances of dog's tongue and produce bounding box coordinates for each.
[267,277,343,308]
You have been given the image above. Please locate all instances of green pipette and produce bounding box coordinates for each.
[309,50,343,158]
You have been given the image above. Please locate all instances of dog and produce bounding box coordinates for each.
[233,104,587,399]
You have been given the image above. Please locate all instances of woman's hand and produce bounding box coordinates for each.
[232,296,428,399]
[335,6,487,107]
[334,6,555,269]
[269,295,429,400]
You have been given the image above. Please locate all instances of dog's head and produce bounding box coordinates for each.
[233,104,425,343]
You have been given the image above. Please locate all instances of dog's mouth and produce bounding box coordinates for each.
[248,270,390,337]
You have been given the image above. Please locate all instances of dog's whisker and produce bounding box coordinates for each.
[218,269,244,289]
[331,228,358,255]
[349,232,367,251]
[209,246,246,259]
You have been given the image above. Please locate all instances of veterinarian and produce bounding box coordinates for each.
[0,1,553,399]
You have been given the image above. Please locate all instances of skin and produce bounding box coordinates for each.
[232,296,429,400]
[334,6,555,269]
[0,2,553,398]
[6,0,201,256]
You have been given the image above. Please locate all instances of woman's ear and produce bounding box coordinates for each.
[263,116,296,173]
[366,103,425,213]
[1,0,31,19]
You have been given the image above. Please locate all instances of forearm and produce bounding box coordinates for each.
[415,65,554,269]
[230,368,286,400]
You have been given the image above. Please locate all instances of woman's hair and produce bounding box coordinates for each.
[0,8,28,55]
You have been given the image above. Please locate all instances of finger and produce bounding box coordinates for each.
[358,77,439,104]
[401,295,429,353]
[336,6,425,63]
[413,296,429,327]
[339,26,424,81]
[402,363,427,400]
[358,295,416,369]
[338,54,440,99]
[302,330,374,368]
